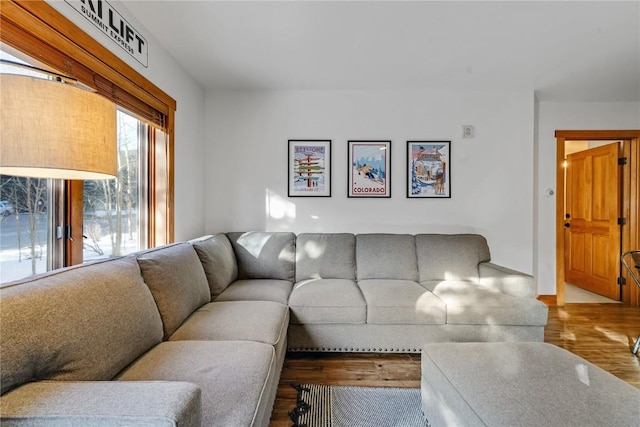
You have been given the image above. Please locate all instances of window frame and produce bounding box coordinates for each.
[1,0,175,263]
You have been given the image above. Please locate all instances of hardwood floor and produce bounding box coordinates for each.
[269,303,640,427]
[543,303,640,388]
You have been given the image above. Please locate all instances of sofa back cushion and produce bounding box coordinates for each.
[0,258,163,395]
[296,233,356,281]
[136,243,211,339]
[415,234,491,282]
[356,234,418,281]
[190,234,238,299]
[226,232,295,282]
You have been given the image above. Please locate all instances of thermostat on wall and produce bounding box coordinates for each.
[462,125,475,138]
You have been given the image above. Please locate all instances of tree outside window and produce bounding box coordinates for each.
[83,110,146,260]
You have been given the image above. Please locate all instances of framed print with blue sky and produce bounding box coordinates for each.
[348,140,391,198]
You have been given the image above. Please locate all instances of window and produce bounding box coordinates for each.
[0,1,176,282]
[83,110,149,260]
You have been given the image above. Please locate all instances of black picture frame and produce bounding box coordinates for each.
[288,139,332,197]
[406,141,451,198]
[347,140,391,198]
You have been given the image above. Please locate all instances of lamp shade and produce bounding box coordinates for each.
[0,73,117,180]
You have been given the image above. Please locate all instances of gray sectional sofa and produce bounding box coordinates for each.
[0,232,548,426]
[289,233,547,352]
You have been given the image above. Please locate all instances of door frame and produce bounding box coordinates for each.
[555,130,640,306]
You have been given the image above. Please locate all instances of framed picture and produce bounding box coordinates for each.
[288,140,331,197]
[407,141,450,198]
[348,140,391,198]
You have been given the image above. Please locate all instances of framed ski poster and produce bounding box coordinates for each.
[288,140,332,197]
[348,140,391,198]
[407,141,450,198]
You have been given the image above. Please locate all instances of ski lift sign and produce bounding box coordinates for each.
[65,0,148,67]
[288,140,332,197]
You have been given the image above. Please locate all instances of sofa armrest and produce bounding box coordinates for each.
[0,381,201,427]
[479,262,535,298]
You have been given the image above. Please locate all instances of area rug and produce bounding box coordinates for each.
[289,384,430,427]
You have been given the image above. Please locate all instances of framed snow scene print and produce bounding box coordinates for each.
[288,140,332,197]
[348,140,391,198]
[407,141,450,198]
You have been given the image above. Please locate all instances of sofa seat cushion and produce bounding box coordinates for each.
[136,243,211,339]
[423,280,548,326]
[214,279,293,305]
[0,257,163,395]
[0,381,201,427]
[169,301,289,350]
[289,279,366,324]
[358,280,446,325]
[117,341,276,427]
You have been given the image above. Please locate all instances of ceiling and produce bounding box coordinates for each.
[121,1,640,102]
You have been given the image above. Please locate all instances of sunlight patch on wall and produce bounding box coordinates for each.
[265,189,296,222]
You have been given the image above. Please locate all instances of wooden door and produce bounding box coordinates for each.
[564,142,621,300]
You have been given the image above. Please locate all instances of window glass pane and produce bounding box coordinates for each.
[0,177,52,282]
[83,110,148,260]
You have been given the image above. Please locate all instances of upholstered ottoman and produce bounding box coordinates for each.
[421,342,640,427]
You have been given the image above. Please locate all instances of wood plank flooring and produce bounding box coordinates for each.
[269,303,640,427]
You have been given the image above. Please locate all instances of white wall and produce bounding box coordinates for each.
[45,0,207,241]
[535,101,640,295]
[206,89,535,274]
[33,3,640,289]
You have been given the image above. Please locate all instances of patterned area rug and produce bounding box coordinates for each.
[289,384,430,427]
